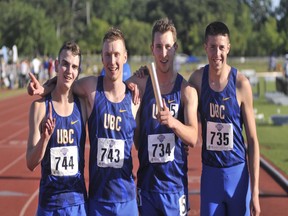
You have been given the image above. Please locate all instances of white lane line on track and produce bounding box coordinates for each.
[188,176,201,183]
[19,189,38,216]
[0,112,27,127]
[0,104,30,116]
[0,126,28,146]
[0,153,25,175]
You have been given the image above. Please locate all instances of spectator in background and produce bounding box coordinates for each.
[283,54,288,78]
[268,52,276,72]
[31,56,42,81]
[48,57,55,79]
[19,59,30,88]
[43,56,50,80]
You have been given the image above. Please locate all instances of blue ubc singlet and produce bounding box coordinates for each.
[200,65,246,168]
[88,76,136,202]
[39,94,87,210]
[137,74,187,193]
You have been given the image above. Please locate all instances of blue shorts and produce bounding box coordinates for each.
[36,203,87,216]
[137,188,189,216]
[201,163,251,216]
[88,198,138,216]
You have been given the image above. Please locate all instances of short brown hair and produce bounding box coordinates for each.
[103,27,126,48]
[58,41,82,72]
[151,18,177,44]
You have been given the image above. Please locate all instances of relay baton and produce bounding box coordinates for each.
[149,62,163,111]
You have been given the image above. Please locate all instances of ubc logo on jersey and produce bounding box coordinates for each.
[57,129,74,144]
[210,103,225,119]
[152,100,179,119]
[103,113,122,131]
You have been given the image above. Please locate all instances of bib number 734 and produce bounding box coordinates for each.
[148,133,175,163]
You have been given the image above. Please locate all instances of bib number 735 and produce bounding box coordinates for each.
[206,121,233,151]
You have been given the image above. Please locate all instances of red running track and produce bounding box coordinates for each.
[0,92,287,215]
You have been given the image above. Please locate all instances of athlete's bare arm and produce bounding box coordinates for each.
[162,80,198,147]
[236,72,261,216]
[26,101,55,171]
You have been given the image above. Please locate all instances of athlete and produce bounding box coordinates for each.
[26,41,88,215]
[188,21,261,216]
[73,27,139,216]
[127,18,198,216]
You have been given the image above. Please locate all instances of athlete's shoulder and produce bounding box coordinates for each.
[31,97,46,110]
[29,98,46,124]
[188,67,204,94]
[180,77,196,92]
[236,70,251,89]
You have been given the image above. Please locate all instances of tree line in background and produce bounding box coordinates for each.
[0,0,287,58]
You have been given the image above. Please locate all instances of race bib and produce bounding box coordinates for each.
[97,138,125,168]
[206,121,233,151]
[50,146,78,176]
[148,133,175,163]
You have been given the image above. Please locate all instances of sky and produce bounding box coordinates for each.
[271,0,280,9]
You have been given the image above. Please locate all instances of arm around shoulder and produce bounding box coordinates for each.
[73,75,97,98]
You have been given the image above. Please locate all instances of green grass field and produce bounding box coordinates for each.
[251,79,288,176]
[1,57,287,176]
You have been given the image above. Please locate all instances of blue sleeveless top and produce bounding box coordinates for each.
[88,76,136,202]
[39,94,87,210]
[200,65,246,167]
[137,74,188,193]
